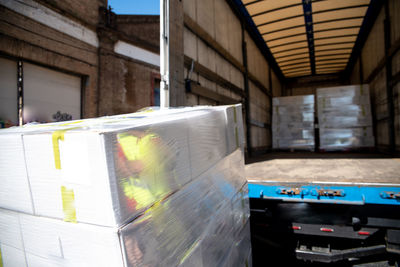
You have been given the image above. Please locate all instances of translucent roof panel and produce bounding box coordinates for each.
[242,0,372,78]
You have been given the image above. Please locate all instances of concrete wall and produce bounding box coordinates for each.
[0,0,160,120]
[36,0,106,27]
[117,15,160,52]
[0,2,100,117]
[349,0,400,153]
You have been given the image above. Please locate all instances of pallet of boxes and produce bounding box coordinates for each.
[272,95,315,151]
[0,105,252,267]
[317,85,374,151]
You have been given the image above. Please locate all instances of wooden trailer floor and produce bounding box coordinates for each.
[245,152,400,185]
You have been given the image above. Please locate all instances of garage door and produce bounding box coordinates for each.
[0,59,82,126]
[0,57,18,125]
[24,63,81,123]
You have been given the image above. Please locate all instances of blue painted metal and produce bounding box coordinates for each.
[302,0,315,75]
[248,183,400,206]
[227,0,285,82]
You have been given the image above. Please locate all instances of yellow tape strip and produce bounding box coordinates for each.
[52,127,81,169]
[61,186,77,223]
[0,245,3,267]
[233,106,239,148]
[235,127,239,148]
[52,130,66,169]
[59,120,84,127]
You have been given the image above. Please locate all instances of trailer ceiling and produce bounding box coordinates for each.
[239,0,375,79]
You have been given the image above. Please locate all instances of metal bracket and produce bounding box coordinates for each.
[380,191,400,199]
[277,188,308,196]
[312,189,345,197]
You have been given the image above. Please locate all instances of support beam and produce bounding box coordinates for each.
[17,60,23,125]
[249,119,270,129]
[184,15,270,98]
[268,66,273,149]
[160,0,169,107]
[302,0,316,75]
[384,0,395,152]
[365,37,400,83]
[183,55,245,98]
[248,73,271,97]
[359,55,364,84]
[160,0,185,108]
[242,21,252,157]
[184,14,245,73]
[185,82,238,105]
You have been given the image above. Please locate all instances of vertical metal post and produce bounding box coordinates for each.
[384,0,395,152]
[359,56,364,84]
[160,0,170,108]
[242,22,252,157]
[17,60,23,125]
[268,66,273,150]
[302,0,316,75]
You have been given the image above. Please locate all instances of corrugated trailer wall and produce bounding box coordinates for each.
[182,0,283,155]
[246,32,272,154]
[349,0,400,153]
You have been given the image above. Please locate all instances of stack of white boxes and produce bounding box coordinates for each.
[0,105,252,267]
[272,95,315,151]
[317,85,374,151]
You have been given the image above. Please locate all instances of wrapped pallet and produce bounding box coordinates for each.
[0,105,251,267]
[272,95,315,151]
[317,85,374,151]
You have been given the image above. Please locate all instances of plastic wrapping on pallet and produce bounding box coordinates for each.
[0,105,244,226]
[317,85,375,150]
[0,105,251,266]
[0,150,250,267]
[272,129,314,140]
[272,95,314,106]
[273,139,315,149]
[319,115,373,128]
[272,95,315,151]
[319,128,375,150]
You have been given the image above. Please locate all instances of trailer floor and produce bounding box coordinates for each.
[245,152,400,185]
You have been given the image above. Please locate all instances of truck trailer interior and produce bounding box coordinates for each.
[163,0,400,265]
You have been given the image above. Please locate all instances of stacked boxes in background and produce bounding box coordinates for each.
[0,105,252,267]
[317,85,374,151]
[272,95,315,151]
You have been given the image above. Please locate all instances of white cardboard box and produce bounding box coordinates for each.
[0,105,244,228]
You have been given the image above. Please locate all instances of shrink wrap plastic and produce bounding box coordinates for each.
[0,105,251,266]
[317,85,375,150]
[272,95,315,151]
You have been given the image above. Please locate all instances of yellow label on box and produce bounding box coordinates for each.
[61,186,77,223]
